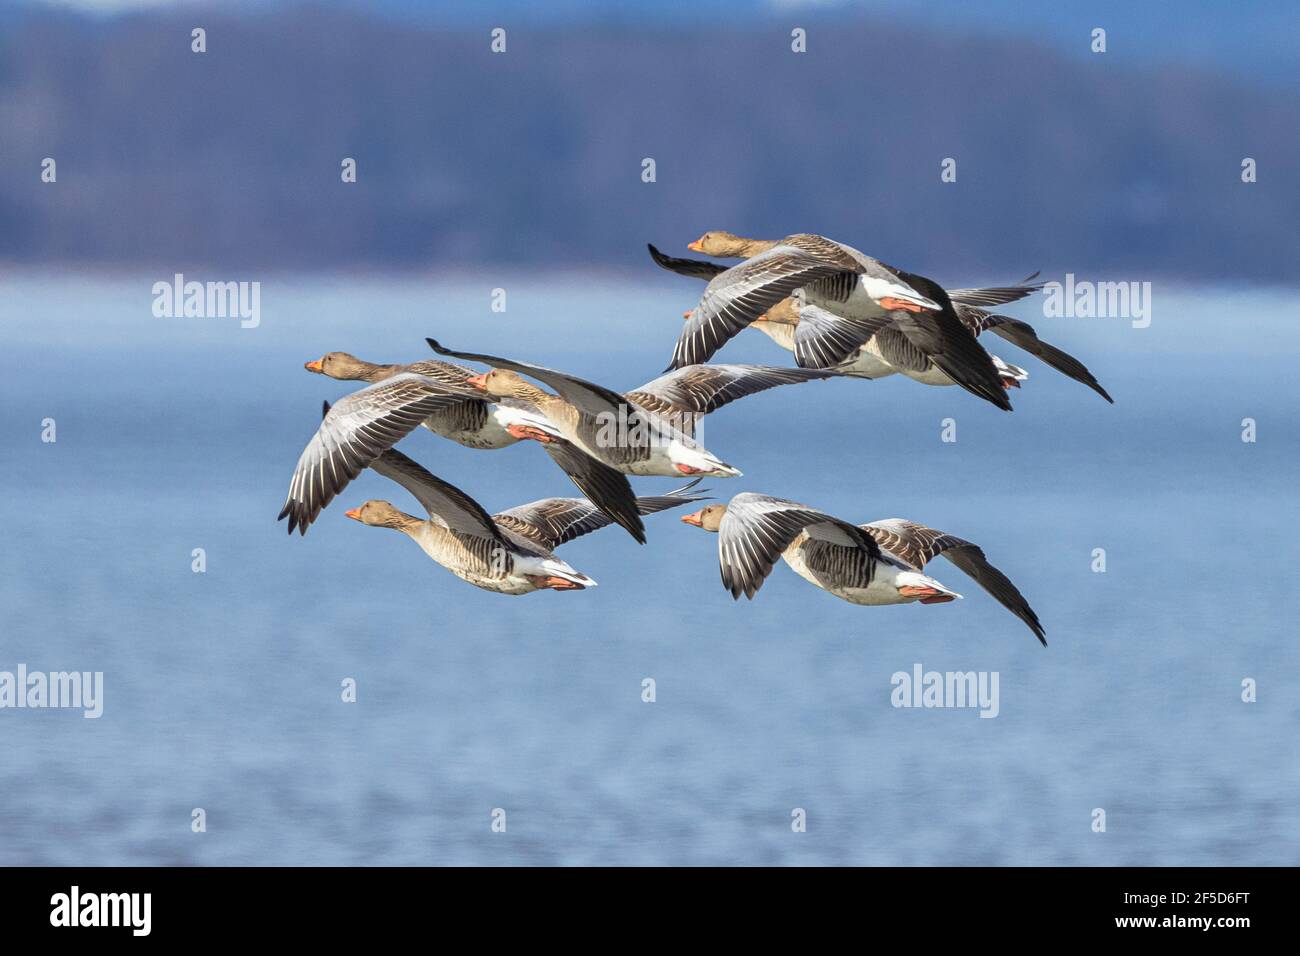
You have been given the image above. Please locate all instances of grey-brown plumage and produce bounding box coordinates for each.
[717,493,882,600]
[494,479,707,551]
[954,303,1114,403]
[355,448,703,594]
[277,373,483,535]
[298,352,648,542]
[945,272,1043,308]
[651,243,1041,314]
[423,342,663,473]
[539,440,648,543]
[670,236,873,370]
[647,243,727,280]
[426,340,824,478]
[861,519,1046,645]
[667,234,1011,409]
[873,265,1012,410]
[624,363,839,437]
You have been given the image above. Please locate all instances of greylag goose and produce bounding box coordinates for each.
[759,298,1031,390]
[306,351,547,449]
[427,339,839,477]
[680,493,1045,645]
[648,243,1043,312]
[650,244,1051,395]
[663,232,1012,410]
[346,447,707,594]
[755,297,1110,402]
[278,371,646,542]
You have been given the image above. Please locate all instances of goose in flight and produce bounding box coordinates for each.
[757,297,1034,390]
[305,351,555,449]
[680,493,1045,645]
[651,245,1105,400]
[752,298,1110,402]
[648,242,1043,313]
[346,447,707,594]
[427,339,840,477]
[278,370,646,542]
[660,232,1012,410]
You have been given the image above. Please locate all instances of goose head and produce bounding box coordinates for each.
[305,351,375,380]
[344,500,412,530]
[680,503,727,532]
[687,230,758,257]
[756,297,801,326]
[464,368,538,400]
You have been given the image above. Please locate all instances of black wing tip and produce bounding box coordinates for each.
[426,337,447,354]
[1094,383,1115,404]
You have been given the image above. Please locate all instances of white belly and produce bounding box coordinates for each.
[835,345,898,379]
[782,544,957,606]
[781,543,908,605]
[451,567,538,594]
[622,446,684,477]
[899,365,954,387]
[574,418,730,477]
[421,414,517,450]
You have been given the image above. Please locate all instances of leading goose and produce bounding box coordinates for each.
[427,339,840,477]
[278,371,645,543]
[665,232,1012,410]
[680,493,1045,645]
[346,447,707,595]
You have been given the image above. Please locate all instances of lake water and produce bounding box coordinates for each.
[1,272,1296,865]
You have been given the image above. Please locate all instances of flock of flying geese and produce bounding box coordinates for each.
[280,231,1115,646]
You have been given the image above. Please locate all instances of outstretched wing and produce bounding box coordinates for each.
[719,493,882,600]
[539,440,647,544]
[790,304,893,369]
[669,244,856,369]
[277,374,480,535]
[955,305,1113,403]
[426,339,629,417]
[863,519,1046,645]
[626,364,837,434]
[878,266,1012,411]
[647,243,728,280]
[368,447,504,542]
[494,480,707,550]
[947,273,1043,308]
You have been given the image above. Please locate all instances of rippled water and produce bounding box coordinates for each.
[1,273,1296,865]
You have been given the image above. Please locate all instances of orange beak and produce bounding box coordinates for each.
[344,507,362,521]
[680,511,704,527]
[687,239,703,252]
[465,373,488,390]
[304,358,323,373]
[682,310,693,319]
